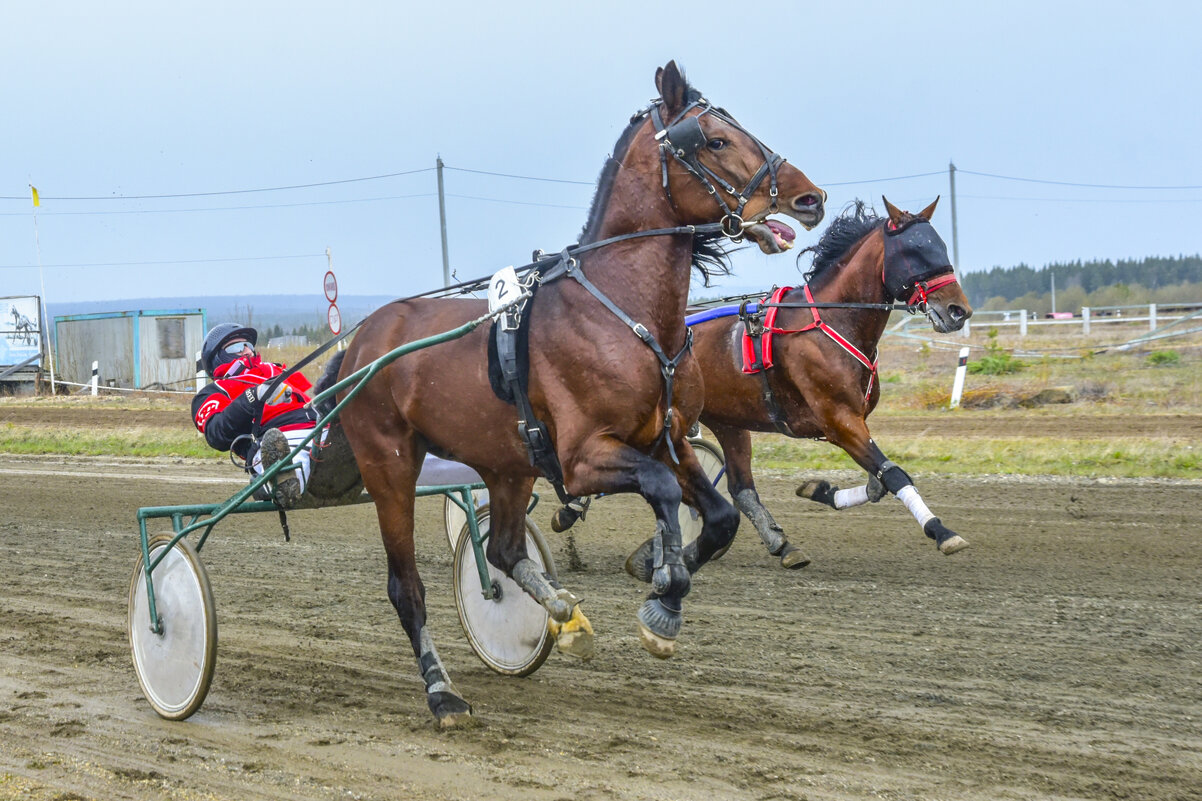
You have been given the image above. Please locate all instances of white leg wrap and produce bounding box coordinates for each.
[896,485,936,528]
[833,484,870,509]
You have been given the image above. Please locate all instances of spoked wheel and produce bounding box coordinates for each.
[128,534,217,720]
[453,505,555,677]
[443,488,489,550]
[679,438,727,548]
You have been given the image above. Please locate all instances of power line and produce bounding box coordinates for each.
[0,253,324,270]
[821,170,946,186]
[957,169,1202,191]
[447,193,589,210]
[0,168,435,202]
[0,193,437,217]
[444,166,595,186]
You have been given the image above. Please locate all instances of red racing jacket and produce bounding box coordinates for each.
[192,356,317,457]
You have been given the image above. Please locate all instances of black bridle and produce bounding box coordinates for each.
[648,98,785,239]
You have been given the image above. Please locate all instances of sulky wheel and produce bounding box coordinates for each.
[443,488,489,550]
[453,506,555,677]
[128,534,217,721]
[678,437,727,548]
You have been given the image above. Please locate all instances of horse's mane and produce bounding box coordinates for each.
[580,78,733,286]
[799,200,882,283]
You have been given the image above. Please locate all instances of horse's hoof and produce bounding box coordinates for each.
[549,606,596,661]
[939,535,970,555]
[796,479,837,508]
[778,543,811,570]
[551,506,581,533]
[429,692,473,728]
[546,587,582,623]
[636,598,681,659]
[624,538,655,583]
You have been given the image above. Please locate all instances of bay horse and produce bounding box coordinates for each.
[625,198,971,581]
[329,61,824,726]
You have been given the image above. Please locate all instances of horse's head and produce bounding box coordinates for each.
[881,197,972,333]
[647,61,825,253]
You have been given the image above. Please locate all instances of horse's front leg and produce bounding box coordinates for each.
[563,437,691,659]
[480,471,595,661]
[800,412,968,555]
[710,423,810,569]
[624,436,742,579]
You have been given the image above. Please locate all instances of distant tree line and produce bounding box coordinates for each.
[965,255,1202,309]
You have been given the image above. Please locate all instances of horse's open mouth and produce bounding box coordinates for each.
[743,219,796,254]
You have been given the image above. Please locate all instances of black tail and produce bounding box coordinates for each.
[314,351,347,417]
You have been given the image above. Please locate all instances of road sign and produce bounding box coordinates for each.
[327,303,342,335]
[323,270,338,303]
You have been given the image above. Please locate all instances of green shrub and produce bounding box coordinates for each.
[1146,350,1181,366]
[967,329,1024,375]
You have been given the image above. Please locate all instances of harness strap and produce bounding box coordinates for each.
[560,251,693,464]
[904,272,959,307]
[799,285,879,402]
[494,304,575,506]
[738,300,793,436]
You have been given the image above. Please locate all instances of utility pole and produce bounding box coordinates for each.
[948,161,960,277]
[1051,272,1057,314]
[949,161,969,338]
[436,156,450,287]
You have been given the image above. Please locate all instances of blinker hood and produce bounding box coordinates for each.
[882,219,953,301]
[662,113,707,157]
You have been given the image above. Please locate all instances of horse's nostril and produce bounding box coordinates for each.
[950,305,966,321]
[795,192,824,210]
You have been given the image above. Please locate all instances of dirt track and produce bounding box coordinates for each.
[2,430,1201,799]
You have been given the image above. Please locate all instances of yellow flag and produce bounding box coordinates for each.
[30,186,39,207]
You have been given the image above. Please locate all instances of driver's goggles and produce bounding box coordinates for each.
[222,340,254,356]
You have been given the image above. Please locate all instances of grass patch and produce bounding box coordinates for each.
[0,423,213,459]
[752,435,1199,479]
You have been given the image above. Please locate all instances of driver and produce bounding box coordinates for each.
[191,323,320,509]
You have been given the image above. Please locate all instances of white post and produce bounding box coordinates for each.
[90,360,99,396]
[1082,306,1091,336]
[1019,310,1028,336]
[949,347,970,409]
[195,350,205,392]
[1149,303,1157,332]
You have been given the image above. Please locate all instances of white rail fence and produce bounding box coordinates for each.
[897,302,1202,338]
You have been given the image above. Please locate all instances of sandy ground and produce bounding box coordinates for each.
[1,414,1200,800]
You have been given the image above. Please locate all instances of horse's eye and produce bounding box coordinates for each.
[706,139,727,151]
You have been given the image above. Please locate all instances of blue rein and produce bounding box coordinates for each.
[684,304,757,327]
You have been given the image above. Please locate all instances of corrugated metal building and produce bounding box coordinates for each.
[55,309,207,390]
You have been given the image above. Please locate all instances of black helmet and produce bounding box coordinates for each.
[201,323,258,377]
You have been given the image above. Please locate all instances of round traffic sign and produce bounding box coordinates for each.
[323,270,338,303]
[327,303,342,335]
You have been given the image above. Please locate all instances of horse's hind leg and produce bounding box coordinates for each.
[479,472,595,661]
[350,430,473,727]
[713,424,811,569]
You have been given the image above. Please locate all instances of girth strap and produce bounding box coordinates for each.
[738,300,794,437]
[555,250,693,464]
[494,294,575,506]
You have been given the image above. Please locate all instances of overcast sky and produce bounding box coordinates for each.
[3,1,1200,306]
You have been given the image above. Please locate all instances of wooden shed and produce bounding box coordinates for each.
[54,308,207,390]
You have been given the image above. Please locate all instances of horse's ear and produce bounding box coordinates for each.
[918,196,940,221]
[882,196,904,225]
[656,60,688,117]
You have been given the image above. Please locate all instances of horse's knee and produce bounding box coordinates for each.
[877,461,915,494]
